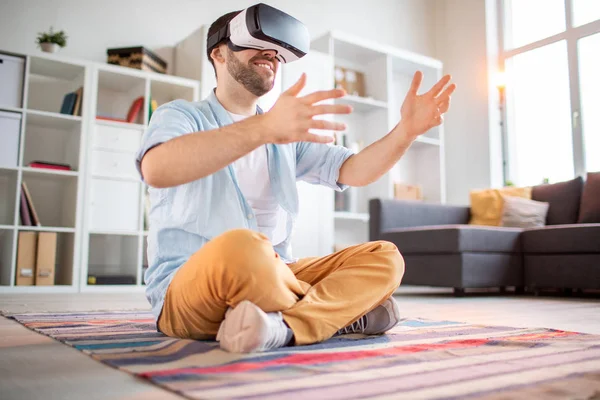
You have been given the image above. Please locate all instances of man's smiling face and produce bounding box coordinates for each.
[225,46,280,97]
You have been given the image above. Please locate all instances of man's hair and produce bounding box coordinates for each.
[206,10,242,74]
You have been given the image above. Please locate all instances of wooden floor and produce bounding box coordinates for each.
[1,287,599,400]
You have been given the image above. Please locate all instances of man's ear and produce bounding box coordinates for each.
[211,45,226,65]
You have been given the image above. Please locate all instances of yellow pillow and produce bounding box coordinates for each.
[469,187,532,226]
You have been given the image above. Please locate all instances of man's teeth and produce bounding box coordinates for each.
[256,64,272,71]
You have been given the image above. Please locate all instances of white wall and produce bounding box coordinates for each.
[0,0,437,70]
[2,0,503,206]
[435,0,502,205]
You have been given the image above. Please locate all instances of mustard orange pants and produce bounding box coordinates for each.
[158,229,405,345]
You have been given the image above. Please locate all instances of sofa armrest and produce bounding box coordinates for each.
[369,198,471,241]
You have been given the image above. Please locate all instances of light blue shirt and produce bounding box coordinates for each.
[135,91,355,320]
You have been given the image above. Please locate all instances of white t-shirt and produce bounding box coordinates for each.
[228,112,285,245]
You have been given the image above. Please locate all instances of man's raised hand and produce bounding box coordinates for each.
[399,71,456,139]
[261,73,353,144]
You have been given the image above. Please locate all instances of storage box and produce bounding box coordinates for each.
[394,183,423,201]
[107,47,167,74]
[0,53,25,108]
[0,111,22,168]
[16,231,37,286]
[334,66,365,97]
[35,232,57,286]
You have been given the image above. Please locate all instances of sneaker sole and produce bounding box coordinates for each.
[216,300,268,353]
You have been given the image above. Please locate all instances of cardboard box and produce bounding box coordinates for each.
[15,231,37,286]
[334,66,366,97]
[394,183,423,201]
[35,232,56,286]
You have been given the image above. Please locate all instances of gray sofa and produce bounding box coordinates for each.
[369,175,600,296]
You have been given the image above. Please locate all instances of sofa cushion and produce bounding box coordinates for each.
[469,187,531,226]
[522,224,600,253]
[531,176,584,225]
[501,195,549,228]
[381,225,523,254]
[578,172,600,223]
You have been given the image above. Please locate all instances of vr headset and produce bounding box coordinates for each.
[207,3,310,63]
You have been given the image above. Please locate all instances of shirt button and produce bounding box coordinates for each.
[247,214,253,219]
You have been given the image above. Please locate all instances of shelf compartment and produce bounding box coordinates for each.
[20,170,78,228]
[334,212,370,222]
[0,168,18,225]
[392,144,442,203]
[22,111,82,172]
[0,228,14,286]
[87,233,139,285]
[89,178,141,232]
[149,79,195,116]
[27,56,85,116]
[96,69,146,125]
[14,229,75,286]
[335,95,388,113]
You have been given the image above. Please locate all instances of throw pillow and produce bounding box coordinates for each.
[469,186,532,226]
[531,176,584,225]
[578,172,600,223]
[501,195,550,228]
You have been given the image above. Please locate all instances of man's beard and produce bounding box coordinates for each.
[226,47,274,97]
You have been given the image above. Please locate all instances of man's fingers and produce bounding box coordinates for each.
[409,71,424,95]
[284,73,307,97]
[426,74,452,98]
[302,133,335,144]
[435,83,457,103]
[309,104,353,117]
[301,89,346,105]
[309,119,347,131]
[438,99,450,114]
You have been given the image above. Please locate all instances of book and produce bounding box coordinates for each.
[60,92,77,115]
[22,182,41,226]
[87,274,136,285]
[72,87,83,116]
[29,161,72,171]
[19,190,32,226]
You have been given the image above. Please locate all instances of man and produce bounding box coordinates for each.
[136,6,455,354]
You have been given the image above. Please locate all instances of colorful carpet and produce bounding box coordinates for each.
[7,311,600,400]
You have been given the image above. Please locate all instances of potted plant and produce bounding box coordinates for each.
[36,27,67,53]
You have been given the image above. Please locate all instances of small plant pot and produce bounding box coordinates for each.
[40,42,59,53]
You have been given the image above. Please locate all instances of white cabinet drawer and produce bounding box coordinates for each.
[0,111,21,168]
[92,150,138,179]
[89,179,140,232]
[0,54,24,109]
[93,124,141,153]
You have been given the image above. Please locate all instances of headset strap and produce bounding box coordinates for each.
[207,24,230,51]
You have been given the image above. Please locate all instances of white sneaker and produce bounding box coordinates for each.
[216,300,293,353]
[337,297,401,336]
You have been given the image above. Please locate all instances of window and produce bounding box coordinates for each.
[499,0,600,186]
[578,32,600,172]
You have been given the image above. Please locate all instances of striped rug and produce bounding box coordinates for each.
[8,311,600,399]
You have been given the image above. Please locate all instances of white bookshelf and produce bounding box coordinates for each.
[0,49,199,293]
[311,31,446,249]
[0,50,88,292]
[80,61,198,292]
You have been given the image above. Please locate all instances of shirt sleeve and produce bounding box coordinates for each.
[295,142,355,191]
[135,101,199,182]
